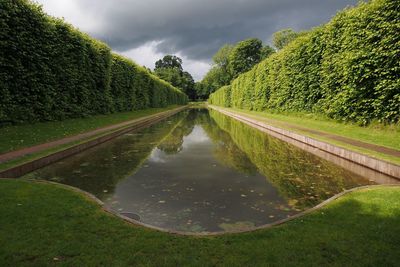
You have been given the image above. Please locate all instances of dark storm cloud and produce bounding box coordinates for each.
[74,0,358,61]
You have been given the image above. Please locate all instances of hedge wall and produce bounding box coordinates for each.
[209,0,400,125]
[0,0,187,124]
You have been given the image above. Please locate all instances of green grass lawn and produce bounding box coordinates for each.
[0,106,181,154]
[0,179,399,266]
[217,107,400,165]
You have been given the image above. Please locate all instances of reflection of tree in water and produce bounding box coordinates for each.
[24,112,187,200]
[209,110,374,210]
[157,109,203,154]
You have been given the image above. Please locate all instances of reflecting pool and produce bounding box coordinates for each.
[24,109,394,233]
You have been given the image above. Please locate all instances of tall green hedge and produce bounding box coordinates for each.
[209,0,400,124]
[0,0,187,124]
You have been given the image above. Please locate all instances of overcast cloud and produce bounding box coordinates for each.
[34,0,357,80]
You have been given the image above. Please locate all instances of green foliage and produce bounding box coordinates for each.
[199,66,229,97]
[197,39,272,99]
[207,85,231,107]
[0,0,187,124]
[180,71,196,100]
[272,28,300,50]
[194,82,209,100]
[154,55,196,100]
[210,0,400,124]
[154,68,183,89]
[155,55,183,71]
[260,45,275,60]
[212,44,234,69]
[229,38,263,78]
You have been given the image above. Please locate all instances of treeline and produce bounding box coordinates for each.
[0,0,187,124]
[209,0,400,125]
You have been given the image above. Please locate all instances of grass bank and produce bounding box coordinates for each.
[0,106,182,154]
[0,179,399,266]
[0,106,185,172]
[214,106,400,165]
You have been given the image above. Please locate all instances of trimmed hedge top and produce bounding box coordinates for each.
[209,0,400,125]
[0,0,187,124]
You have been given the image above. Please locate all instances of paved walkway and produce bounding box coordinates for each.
[0,107,184,164]
[215,106,400,158]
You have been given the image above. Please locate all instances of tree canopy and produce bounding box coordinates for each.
[154,55,196,100]
[272,28,299,50]
[155,55,183,71]
[229,38,263,78]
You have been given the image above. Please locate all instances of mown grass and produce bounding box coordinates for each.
[217,107,400,165]
[0,106,181,155]
[0,179,399,266]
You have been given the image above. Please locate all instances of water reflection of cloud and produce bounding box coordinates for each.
[182,125,210,149]
[148,148,166,163]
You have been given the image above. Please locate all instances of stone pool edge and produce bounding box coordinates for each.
[3,178,399,236]
[208,105,400,180]
[0,106,188,178]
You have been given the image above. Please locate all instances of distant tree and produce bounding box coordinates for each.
[200,67,227,96]
[181,71,196,100]
[213,44,233,69]
[194,82,207,100]
[198,38,272,99]
[272,28,299,50]
[154,55,197,100]
[228,38,263,78]
[260,45,275,60]
[212,44,234,85]
[154,67,182,88]
[155,55,183,70]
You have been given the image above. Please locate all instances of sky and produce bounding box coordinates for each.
[34,0,357,81]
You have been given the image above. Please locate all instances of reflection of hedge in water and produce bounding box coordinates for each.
[24,112,188,199]
[209,0,400,124]
[200,112,259,175]
[0,1,187,124]
[157,108,257,174]
[209,110,371,209]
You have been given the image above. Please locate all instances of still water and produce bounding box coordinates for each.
[24,109,387,232]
